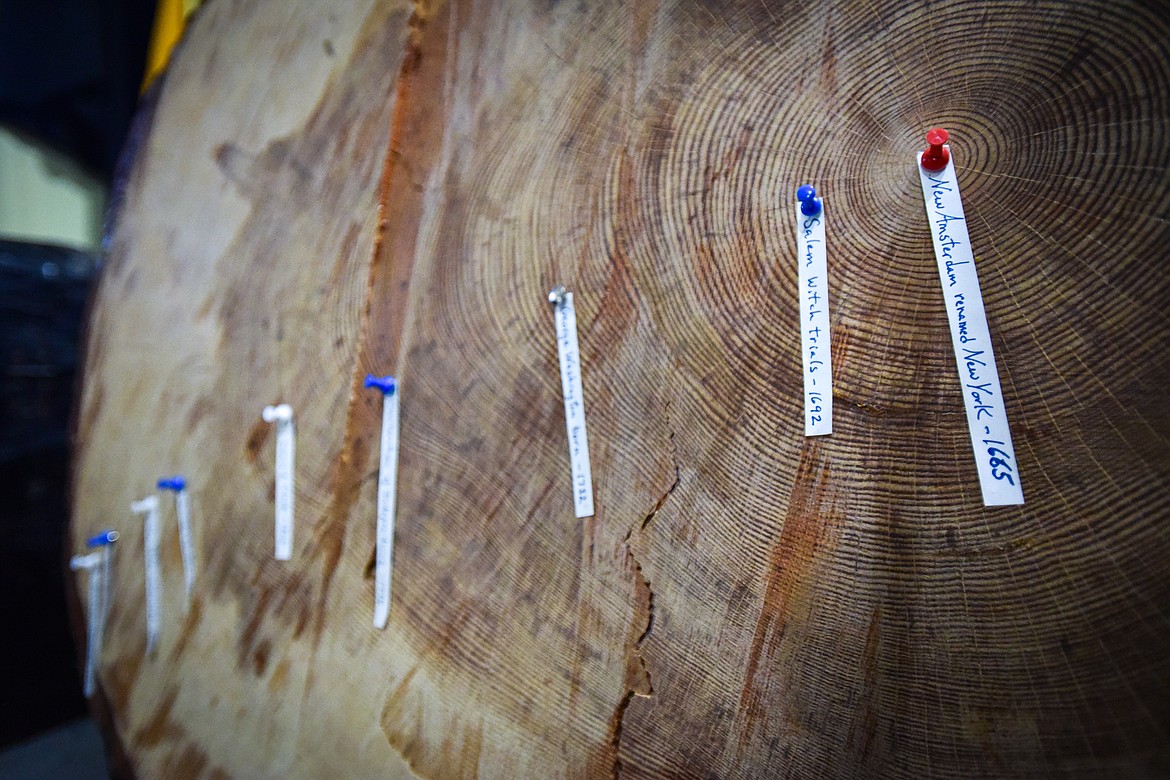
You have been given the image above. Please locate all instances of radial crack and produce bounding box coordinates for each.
[641,397,681,531]
[610,546,655,779]
[609,689,637,780]
[612,393,679,777]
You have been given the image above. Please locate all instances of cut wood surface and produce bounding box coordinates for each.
[71,0,1170,777]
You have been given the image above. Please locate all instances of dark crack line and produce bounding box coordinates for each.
[609,689,637,780]
[640,397,681,532]
[611,547,655,780]
[634,564,655,651]
[612,394,681,777]
[639,468,680,532]
[630,550,657,688]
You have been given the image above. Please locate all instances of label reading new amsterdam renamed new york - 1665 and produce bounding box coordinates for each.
[918,151,1024,506]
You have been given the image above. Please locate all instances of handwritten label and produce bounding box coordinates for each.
[553,292,595,518]
[132,497,162,652]
[175,489,196,603]
[918,151,1024,506]
[273,416,295,560]
[98,541,112,674]
[70,550,106,697]
[796,201,833,436]
[373,389,399,629]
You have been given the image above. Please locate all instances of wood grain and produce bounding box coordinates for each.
[72,0,1170,777]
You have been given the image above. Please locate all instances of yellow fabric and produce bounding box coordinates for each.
[141,0,200,91]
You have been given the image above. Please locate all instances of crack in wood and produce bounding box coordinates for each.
[642,398,681,532]
[611,395,680,777]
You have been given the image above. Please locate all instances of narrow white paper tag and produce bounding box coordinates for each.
[70,551,104,697]
[551,289,595,518]
[918,150,1025,506]
[175,489,196,601]
[373,388,399,629]
[274,419,295,559]
[132,496,162,652]
[85,556,103,694]
[796,196,833,436]
[262,405,296,560]
[98,538,113,654]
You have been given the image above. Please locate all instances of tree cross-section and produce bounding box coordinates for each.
[71,1,1170,777]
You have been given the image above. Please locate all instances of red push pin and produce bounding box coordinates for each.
[920,127,950,172]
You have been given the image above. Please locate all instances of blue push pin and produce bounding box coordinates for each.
[157,475,187,493]
[364,375,396,395]
[158,474,196,600]
[796,184,822,216]
[87,529,120,547]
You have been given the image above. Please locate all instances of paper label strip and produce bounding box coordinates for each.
[554,292,595,518]
[86,556,103,695]
[175,489,196,602]
[144,503,161,652]
[274,418,295,559]
[373,389,400,629]
[796,202,834,436]
[70,551,104,697]
[918,151,1025,506]
[99,544,112,660]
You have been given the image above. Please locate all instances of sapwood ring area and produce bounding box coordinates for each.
[70,0,1170,777]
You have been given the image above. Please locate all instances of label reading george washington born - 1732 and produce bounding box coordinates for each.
[554,292,595,518]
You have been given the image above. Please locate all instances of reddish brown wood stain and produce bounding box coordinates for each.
[167,598,203,664]
[133,687,183,748]
[738,440,841,749]
[160,743,212,780]
[311,433,371,641]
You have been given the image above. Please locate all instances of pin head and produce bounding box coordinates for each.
[796,184,822,216]
[157,476,187,492]
[364,375,397,395]
[548,285,567,307]
[920,127,950,171]
[262,404,293,423]
[131,495,159,514]
[70,552,101,570]
[87,529,120,547]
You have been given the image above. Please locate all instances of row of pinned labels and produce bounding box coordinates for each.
[789,129,1022,506]
[69,476,195,689]
[70,309,575,683]
[71,128,1025,695]
[546,129,1021,509]
[69,374,405,693]
[259,375,401,630]
[233,127,1017,664]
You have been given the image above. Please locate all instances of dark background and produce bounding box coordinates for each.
[0,0,155,751]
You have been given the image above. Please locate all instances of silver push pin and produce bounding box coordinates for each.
[548,285,567,307]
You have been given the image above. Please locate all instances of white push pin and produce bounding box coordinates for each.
[70,551,102,569]
[548,285,567,307]
[261,404,296,560]
[131,496,162,653]
[157,476,195,605]
[363,375,399,629]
